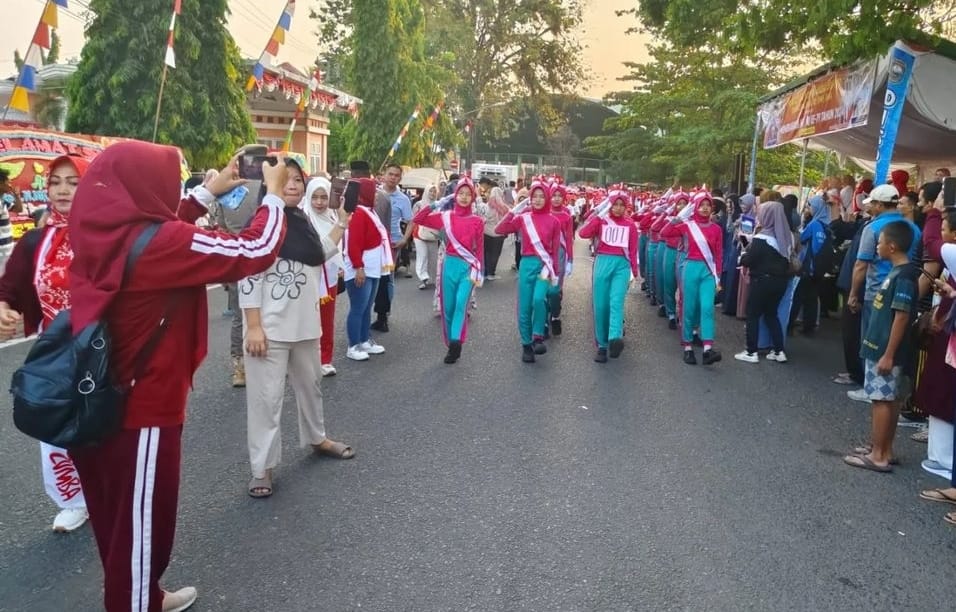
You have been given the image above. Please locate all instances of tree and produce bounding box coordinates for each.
[626,0,953,64]
[13,50,23,72]
[45,30,61,65]
[66,0,255,169]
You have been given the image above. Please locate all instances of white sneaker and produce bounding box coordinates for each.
[346,345,369,361]
[734,351,759,363]
[358,340,385,355]
[320,363,337,377]
[53,507,89,532]
[486,275,499,281]
[847,388,872,404]
[766,350,788,363]
[162,586,197,612]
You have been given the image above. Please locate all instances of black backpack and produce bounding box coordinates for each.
[9,223,173,448]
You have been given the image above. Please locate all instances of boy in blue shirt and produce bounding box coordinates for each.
[844,221,919,472]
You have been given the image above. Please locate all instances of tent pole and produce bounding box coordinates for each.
[747,112,760,193]
[797,139,809,207]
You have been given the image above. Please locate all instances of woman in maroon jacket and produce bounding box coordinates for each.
[65,142,288,612]
[0,155,93,534]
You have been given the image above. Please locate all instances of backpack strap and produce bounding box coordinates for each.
[123,223,161,282]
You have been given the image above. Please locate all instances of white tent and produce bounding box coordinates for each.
[758,40,956,180]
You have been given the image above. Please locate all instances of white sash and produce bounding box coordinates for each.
[356,205,394,272]
[441,211,483,286]
[519,213,558,285]
[686,220,718,281]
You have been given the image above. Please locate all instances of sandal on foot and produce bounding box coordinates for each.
[843,454,893,473]
[313,440,355,459]
[851,445,899,465]
[946,511,956,526]
[248,473,273,498]
[919,488,956,505]
[832,374,855,385]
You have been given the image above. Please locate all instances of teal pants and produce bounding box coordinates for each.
[662,246,678,318]
[592,255,631,348]
[681,259,716,344]
[517,256,550,345]
[638,234,649,279]
[441,255,474,343]
[646,241,659,298]
[654,241,667,302]
[547,247,567,319]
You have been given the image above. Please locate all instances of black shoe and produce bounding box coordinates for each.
[533,339,548,355]
[692,333,703,347]
[668,318,677,330]
[702,349,722,365]
[609,338,624,358]
[370,319,389,332]
[543,326,551,340]
[522,344,536,363]
[640,280,648,292]
[657,305,667,317]
[650,297,658,306]
[551,319,563,336]
[594,348,608,363]
[444,341,462,364]
[683,350,697,365]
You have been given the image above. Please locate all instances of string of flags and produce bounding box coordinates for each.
[9,0,68,113]
[386,106,422,158]
[419,102,443,136]
[245,0,296,92]
[282,70,322,151]
[164,0,182,69]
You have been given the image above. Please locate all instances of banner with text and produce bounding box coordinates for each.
[760,61,877,149]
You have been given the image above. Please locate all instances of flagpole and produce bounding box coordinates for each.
[151,63,170,143]
[2,1,50,122]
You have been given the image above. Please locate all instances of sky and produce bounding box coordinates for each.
[2,0,651,99]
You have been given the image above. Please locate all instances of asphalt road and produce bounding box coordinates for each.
[1,239,955,612]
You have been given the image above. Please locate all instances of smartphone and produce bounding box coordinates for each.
[944,176,956,208]
[330,177,347,210]
[239,155,278,181]
[343,180,361,213]
[217,185,248,211]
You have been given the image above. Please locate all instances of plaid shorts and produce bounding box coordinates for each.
[863,359,909,401]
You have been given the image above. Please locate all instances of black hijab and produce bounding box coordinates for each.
[257,160,325,267]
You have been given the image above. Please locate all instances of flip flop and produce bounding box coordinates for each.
[919,488,956,505]
[248,473,273,498]
[843,454,893,473]
[832,374,855,385]
[851,445,899,465]
[313,440,355,460]
[945,511,956,527]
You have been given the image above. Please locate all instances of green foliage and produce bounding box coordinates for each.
[13,50,23,72]
[628,0,947,64]
[45,30,61,65]
[66,0,254,169]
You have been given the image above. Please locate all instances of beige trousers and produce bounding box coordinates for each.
[245,339,327,478]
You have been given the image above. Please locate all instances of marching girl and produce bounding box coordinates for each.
[645,204,665,306]
[495,179,561,363]
[661,192,689,329]
[636,199,657,293]
[0,155,90,532]
[547,182,575,336]
[578,189,639,362]
[661,191,724,365]
[412,178,485,364]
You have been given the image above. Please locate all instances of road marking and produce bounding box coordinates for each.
[1,284,225,351]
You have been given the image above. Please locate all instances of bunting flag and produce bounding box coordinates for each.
[386,106,422,158]
[8,0,67,113]
[419,101,443,136]
[282,69,322,152]
[245,0,296,91]
[164,0,182,68]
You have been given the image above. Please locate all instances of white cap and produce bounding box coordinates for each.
[863,184,900,204]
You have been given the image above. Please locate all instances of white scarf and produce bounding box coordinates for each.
[519,213,558,286]
[441,211,483,286]
[301,178,342,303]
[686,220,718,281]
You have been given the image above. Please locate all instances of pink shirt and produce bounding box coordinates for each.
[660,218,723,277]
[413,205,485,265]
[578,214,639,277]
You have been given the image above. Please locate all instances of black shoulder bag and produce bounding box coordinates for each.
[9,223,176,448]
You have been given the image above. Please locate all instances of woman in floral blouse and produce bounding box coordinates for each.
[239,159,355,498]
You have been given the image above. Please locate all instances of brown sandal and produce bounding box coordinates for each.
[920,488,956,505]
[850,445,899,465]
[312,440,355,459]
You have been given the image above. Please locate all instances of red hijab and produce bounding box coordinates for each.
[69,141,184,332]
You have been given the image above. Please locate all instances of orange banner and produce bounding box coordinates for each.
[760,61,876,148]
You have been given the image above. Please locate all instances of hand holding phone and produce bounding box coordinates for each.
[204,153,246,197]
[262,155,288,197]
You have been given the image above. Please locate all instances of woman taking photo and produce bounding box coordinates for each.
[735,201,793,363]
[301,177,345,377]
[413,178,485,364]
[0,155,90,533]
[240,159,355,498]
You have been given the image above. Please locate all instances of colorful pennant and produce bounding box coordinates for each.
[245,1,297,92]
[282,69,322,152]
[419,102,443,137]
[8,1,67,113]
[387,107,422,158]
[164,0,182,69]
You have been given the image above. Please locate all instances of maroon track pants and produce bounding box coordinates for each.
[71,425,183,612]
[320,292,337,365]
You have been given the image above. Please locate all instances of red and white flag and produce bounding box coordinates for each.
[164,0,182,68]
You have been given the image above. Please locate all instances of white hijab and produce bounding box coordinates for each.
[300,177,343,269]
